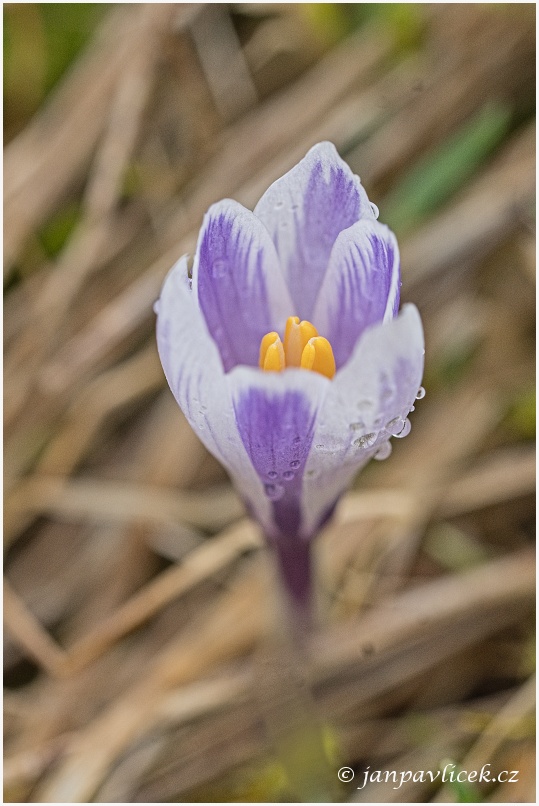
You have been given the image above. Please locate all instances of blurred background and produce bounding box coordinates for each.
[4,3,535,802]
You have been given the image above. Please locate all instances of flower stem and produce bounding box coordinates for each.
[271,535,314,638]
[255,537,340,801]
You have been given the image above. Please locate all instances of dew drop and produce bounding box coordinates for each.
[282,470,295,481]
[264,483,284,501]
[153,300,160,315]
[289,460,300,469]
[409,405,415,412]
[374,441,392,461]
[386,417,404,436]
[267,470,278,480]
[416,386,426,400]
[394,417,412,438]
[353,432,377,449]
[349,421,365,431]
[315,444,324,451]
[212,260,226,278]
[370,202,380,219]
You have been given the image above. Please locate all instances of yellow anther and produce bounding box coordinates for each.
[260,332,285,372]
[300,336,336,379]
[284,316,318,366]
[259,317,335,378]
[259,331,280,369]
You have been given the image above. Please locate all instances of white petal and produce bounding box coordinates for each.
[156,257,272,530]
[312,219,401,368]
[227,364,329,539]
[254,142,375,320]
[301,305,425,535]
[192,199,293,371]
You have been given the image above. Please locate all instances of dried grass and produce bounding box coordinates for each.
[4,3,535,803]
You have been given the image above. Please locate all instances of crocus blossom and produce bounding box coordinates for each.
[156,142,424,607]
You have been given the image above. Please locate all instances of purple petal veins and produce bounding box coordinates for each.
[230,368,328,540]
[254,142,375,321]
[194,200,292,371]
[312,219,401,368]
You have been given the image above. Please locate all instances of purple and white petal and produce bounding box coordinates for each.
[228,366,329,540]
[156,257,273,531]
[193,199,293,372]
[312,219,400,368]
[254,142,375,321]
[301,305,424,536]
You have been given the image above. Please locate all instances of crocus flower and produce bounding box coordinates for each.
[156,142,424,617]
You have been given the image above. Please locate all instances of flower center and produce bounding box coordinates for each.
[258,316,336,379]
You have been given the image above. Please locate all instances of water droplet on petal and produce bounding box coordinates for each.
[370,202,380,219]
[374,441,392,460]
[267,471,278,480]
[386,417,404,436]
[282,470,295,481]
[349,422,365,431]
[212,260,226,278]
[315,444,324,451]
[409,405,415,412]
[353,432,377,449]
[416,386,426,400]
[289,460,300,469]
[265,483,284,501]
[153,300,160,315]
[394,418,412,438]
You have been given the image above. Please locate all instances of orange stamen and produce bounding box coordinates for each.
[259,332,285,372]
[259,331,279,368]
[259,317,336,379]
[284,316,318,366]
[300,336,336,379]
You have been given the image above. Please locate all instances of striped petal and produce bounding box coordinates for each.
[156,256,272,531]
[254,142,374,321]
[193,199,293,372]
[228,366,329,540]
[312,219,400,368]
[301,305,425,537]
